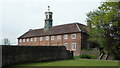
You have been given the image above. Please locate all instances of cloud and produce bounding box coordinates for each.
[0,0,102,45]
[0,0,102,3]
[1,0,119,3]
[107,0,120,2]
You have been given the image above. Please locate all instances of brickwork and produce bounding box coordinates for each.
[18,33,82,56]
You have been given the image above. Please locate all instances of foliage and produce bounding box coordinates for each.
[86,1,120,60]
[90,55,98,59]
[80,54,91,59]
[74,54,97,59]
[74,56,81,58]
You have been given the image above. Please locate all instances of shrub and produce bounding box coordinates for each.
[90,55,97,59]
[74,54,98,59]
[74,56,80,58]
[80,54,91,59]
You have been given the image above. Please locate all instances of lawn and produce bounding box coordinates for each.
[8,59,119,68]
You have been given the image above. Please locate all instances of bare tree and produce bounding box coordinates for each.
[2,38,10,45]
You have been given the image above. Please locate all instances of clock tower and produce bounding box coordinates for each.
[44,6,53,30]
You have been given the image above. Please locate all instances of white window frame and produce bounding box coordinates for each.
[51,36,54,40]
[23,39,25,42]
[40,37,42,41]
[57,35,61,40]
[64,35,68,39]
[19,39,22,42]
[26,38,29,42]
[71,34,76,39]
[71,43,76,51]
[64,43,68,50]
[30,38,33,41]
[34,37,37,41]
[45,36,49,40]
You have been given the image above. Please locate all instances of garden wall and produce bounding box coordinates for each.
[1,45,73,67]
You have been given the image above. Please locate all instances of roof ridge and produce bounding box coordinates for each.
[31,23,83,31]
[29,28,44,31]
[30,22,83,30]
[51,22,83,27]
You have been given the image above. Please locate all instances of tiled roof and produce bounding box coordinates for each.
[18,23,88,39]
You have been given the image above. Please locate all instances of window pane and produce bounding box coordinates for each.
[40,37,42,41]
[31,38,33,41]
[19,39,22,42]
[72,43,76,50]
[46,15,48,19]
[57,35,61,40]
[51,36,54,40]
[23,39,25,42]
[49,15,52,19]
[71,34,76,39]
[26,38,29,42]
[64,35,68,39]
[34,37,37,41]
[64,43,68,50]
[46,36,49,40]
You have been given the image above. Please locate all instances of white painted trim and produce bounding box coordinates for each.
[40,37,42,41]
[76,23,81,32]
[57,35,61,40]
[71,43,76,51]
[64,43,68,50]
[51,36,54,40]
[64,34,68,39]
[71,34,76,39]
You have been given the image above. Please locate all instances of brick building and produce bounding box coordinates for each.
[18,7,88,56]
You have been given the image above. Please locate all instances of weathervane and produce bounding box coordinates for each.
[48,6,50,12]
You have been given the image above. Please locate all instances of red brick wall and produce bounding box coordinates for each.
[50,35,63,46]
[18,33,82,56]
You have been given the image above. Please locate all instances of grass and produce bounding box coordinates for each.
[8,59,119,68]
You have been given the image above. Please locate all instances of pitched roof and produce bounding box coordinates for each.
[18,23,88,39]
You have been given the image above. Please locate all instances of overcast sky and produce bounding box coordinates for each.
[0,0,103,45]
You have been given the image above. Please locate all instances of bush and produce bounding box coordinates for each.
[74,56,80,58]
[90,55,97,59]
[80,54,91,59]
[74,54,98,59]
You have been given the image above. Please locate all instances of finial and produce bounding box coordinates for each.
[48,6,50,12]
